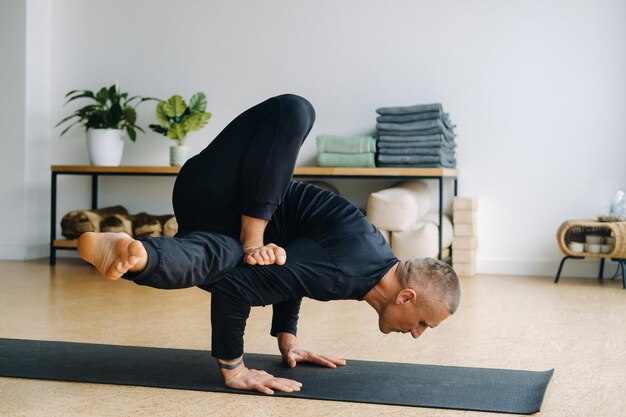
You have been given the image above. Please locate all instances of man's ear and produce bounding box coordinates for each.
[396,288,417,304]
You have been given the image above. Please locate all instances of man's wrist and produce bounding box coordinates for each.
[218,356,246,382]
[218,356,243,370]
[277,332,297,354]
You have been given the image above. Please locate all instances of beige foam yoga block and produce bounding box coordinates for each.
[453,197,478,211]
[391,213,453,260]
[453,209,477,224]
[454,223,477,237]
[452,249,477,263]
[367,181,432,232]
[453,262,477,277]
[452,237,478,250]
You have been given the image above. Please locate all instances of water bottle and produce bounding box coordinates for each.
[610,190,625,217]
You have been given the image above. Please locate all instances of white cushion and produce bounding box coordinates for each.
[366,181,431,231]
[391,213,453,260]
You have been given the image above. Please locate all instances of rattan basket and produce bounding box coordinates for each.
[557,220,626,259]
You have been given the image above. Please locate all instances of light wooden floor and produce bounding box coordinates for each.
[0,259,624,417]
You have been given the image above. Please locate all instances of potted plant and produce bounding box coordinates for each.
[56,84,150,166]
[149,92,212,166]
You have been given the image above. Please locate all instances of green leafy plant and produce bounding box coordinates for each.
[149,92,212,145]
[56,84,151,141]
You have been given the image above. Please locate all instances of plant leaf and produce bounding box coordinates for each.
[163,95,186,118]
[55,113,80,127]
[122,106,137,125]
[96,87,109,104]
[156,102,169,127]
[59,119,83,136]
[86,110,106,129]
[65,91,96,105]
[167,123,187,141]
[106,103,123,128]
[189,92,207,113]
[149,124,168,136]
[126,126,137,142]
[182,112,211,132]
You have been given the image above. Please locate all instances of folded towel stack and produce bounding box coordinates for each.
[316,135,377,167]
[375,103,457,168]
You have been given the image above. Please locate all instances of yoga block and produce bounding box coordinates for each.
[453,262,477,277]
[391,214,453,260]
[452,237,478,250]
[367,181,431,232]
[452,249,477,263]
[453,197,478,211]
[453,210,477,224]
[454,223,477,237]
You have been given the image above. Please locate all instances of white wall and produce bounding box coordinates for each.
[0,0,27,258]
[24,0,52,258]
[7,0,626,278]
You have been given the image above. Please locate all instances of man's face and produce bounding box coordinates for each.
[378,289,450,339]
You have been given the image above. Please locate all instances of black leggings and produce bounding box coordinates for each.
[173,93,315,236]
[124,94,316,289]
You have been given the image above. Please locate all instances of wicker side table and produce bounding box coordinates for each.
[555,219,626,289]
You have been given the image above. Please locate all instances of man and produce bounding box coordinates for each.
[78,94,460,395]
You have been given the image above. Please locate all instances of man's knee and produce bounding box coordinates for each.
[275,94,316,129]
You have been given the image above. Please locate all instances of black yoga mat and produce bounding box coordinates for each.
[0,338,552,414]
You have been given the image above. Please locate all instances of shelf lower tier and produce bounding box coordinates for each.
[53,240,78,248]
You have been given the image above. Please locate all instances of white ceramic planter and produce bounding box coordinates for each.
[170,145,190,166]
[86,129,125,166]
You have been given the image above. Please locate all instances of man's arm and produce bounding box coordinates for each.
[205,237,347,393]
[210,288,302,394]
[270,299,302,338]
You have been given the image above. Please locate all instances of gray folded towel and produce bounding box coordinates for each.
[378,129,456,141]
[377,154,456,164]
[378,141,456,150]
[377,118,454,135]
[377,133,452,143]
[377,147,456,156]
[376,111,441,123]
[376,103,443,115]
[377,113,455,130]
[377,161,457,168]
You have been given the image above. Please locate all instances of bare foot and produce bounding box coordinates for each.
[77,232,148,280]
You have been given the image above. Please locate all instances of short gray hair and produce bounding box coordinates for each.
[397,258,461,314]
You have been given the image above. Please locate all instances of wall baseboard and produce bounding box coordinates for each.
[478,257,621,279]
[0,244,49,260]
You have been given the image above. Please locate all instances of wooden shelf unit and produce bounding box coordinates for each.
[50,165,459,264]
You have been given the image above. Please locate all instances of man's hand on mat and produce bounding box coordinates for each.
[243,243,287,266]
[223,366,302,395]
[278,332,346,369]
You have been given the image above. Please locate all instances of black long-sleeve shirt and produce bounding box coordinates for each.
[125,182,397,359]
[203,182,398,359]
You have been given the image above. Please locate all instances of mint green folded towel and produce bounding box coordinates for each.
[316,135,377,153]
[317,152,376,167]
